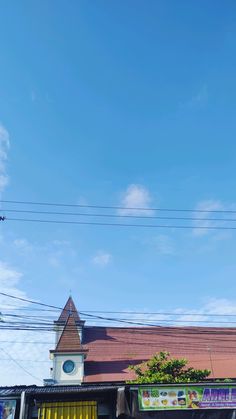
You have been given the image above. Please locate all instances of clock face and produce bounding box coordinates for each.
[62,360,75,374]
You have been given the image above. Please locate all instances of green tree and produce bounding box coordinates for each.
[128,351,211,384]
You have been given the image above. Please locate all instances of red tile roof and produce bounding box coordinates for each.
[81,326,236,383]
[56,297,81,324]
[54,301,236,383]
[52,315,87,353]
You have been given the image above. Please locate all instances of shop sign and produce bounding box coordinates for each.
[0,400,16,419]
[139,386,236,410]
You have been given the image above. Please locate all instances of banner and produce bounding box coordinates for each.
[0,400,16,419]
[139,386,236,410]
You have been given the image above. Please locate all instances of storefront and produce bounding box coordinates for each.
[2,383,236,419]
[0,385,119,419]
[129,384,236,419]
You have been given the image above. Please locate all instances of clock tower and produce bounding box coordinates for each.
[44,297,88,385]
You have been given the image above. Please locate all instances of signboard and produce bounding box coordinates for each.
[0,400,16,419]
[139,386,236,410]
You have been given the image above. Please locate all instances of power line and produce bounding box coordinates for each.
[3,291,236,329]
[1,208,236,222]
[5,217,236,230]
[2,334,236,350]
[1,199,236,214]
[3,318,236,333]
[0,291,62,311]
[2,293,236,341]
[4,313,236,325]
[3,303,236,318]
[82,310,236,318]
[0,347,41,382]
[0,340,54,344]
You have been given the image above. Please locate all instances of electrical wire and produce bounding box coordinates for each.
[2,208,236,222]
[3,303,236,318]
[1,199,236,214]
[3,313,236,325]
[3,292,236,330]
[5,217,236,230]
[0,347,41,382]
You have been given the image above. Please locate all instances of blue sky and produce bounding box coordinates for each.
[1,0,236,385]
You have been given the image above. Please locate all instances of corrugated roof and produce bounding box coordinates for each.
[2,382,236,397]
[0,384,119,396]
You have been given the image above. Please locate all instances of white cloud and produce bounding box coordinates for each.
[190,84,208,106]
[193,199,224,237]
[203,298,236,316]
[31,90,36,102]
[48,255,61,268]
[0,260,51,386]
[92,251,112,267]
[154,234,175,255]
[0,123,10,194]
[0,261,25,307]
[166,298,236,324]
[13,238,32,254]
[106,297,236,329]
[77,196,89,206]
[52,240,71,246]
[0,234,82,386]
[180,84,208,109]
[118,184,154,216]
[169,298,236,326]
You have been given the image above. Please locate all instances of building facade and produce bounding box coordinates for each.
[45,297,236,386]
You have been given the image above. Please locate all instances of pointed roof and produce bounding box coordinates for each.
[52,314,87,353]
[56,297,82,324]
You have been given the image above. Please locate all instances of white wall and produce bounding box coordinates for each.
[52,353,84,385]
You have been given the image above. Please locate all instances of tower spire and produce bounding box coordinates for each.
[54,296,85,347]
[55,296,82,324]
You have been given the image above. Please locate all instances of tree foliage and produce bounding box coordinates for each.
[128,351,211,384]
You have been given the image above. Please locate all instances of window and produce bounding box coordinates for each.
[62,360,75,374]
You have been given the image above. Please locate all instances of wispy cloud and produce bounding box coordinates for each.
[0,123,10,194]
[190,84,208,106]
[172,298,236,326]
[30,90,36,103]
[109,298,236,328]
[13,238,33,254]
[192,199,224,236]
[48,255,61,268]
[118,184,154,216]
[180,84,208,109]
[52,240,71,246]
[0,261,25,308]
[154,234,175,255]
[203,298,236,316]
[0,234,81,385]
[92,251,112,267]
[0,260,52,386]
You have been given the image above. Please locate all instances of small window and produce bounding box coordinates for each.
[62,360,75,374]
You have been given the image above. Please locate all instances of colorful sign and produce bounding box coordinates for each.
[0,400,16,419]
[139,386,236,410]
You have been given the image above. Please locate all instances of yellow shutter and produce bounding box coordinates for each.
[38,401,97,419]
